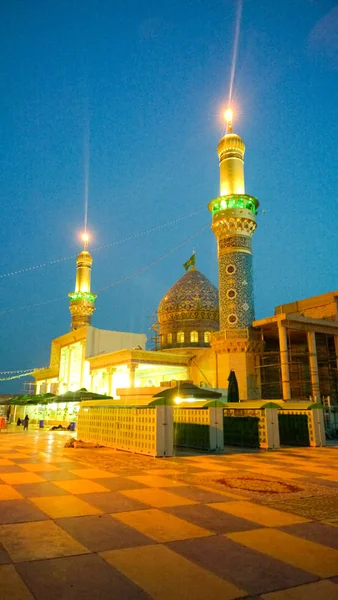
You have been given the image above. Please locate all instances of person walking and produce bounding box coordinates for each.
[23,415,29,431]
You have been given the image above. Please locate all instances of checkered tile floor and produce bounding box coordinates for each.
[0,432,338,599]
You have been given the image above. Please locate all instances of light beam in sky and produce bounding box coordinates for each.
[228,0,243,107]
[83,114,90,234]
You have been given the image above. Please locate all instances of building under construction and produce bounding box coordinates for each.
[254,291,338,404]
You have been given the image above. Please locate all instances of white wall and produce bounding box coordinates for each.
[85,326,147,358]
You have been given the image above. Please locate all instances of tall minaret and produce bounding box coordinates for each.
[68,233,97,330]
[208,109,261,398]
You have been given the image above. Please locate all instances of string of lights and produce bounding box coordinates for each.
[0,372,34,382]
[0,366,48,381]
[0,368,37,374]
[97,223,209,292]
[0,222,209,316]
[0,208,207,280]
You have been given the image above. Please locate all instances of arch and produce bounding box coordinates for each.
[177,331,185,343]
[204,331,211,343]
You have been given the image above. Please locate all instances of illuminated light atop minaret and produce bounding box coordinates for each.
[68,232,97,331]
[208,108,259,331]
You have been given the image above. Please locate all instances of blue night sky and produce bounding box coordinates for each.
[1,0,338,392]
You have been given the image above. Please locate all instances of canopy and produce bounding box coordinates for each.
[2,392,57,406]
[152,382,222,404]
[55,388,113,403]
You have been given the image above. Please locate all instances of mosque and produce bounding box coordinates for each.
[33,111,338,405]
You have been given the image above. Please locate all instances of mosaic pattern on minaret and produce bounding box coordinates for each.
[208,109,258,331]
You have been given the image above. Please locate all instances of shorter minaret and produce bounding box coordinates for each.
[68,233,97,330]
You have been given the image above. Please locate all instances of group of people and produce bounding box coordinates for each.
[17,415,29,430]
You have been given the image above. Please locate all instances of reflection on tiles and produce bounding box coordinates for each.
[30,495,102,518]
[121,487,197,508]
[261,579,338,600]
[279,521,338,549]
[115,508,212,542]
[17,553,149,600]
[54,479,110,495]
[164,503,261,534]
[227,528,338,578]
[1,431,338,599]
[209,500,309,527]
[0,484,23,501]
[167,535,317,596]
[0,499,49,524]
[0,564,35,600]
[101,544,246,600]
[80,491,148,513]
[0,520,89,562]
[1,472,45,485]
[56,514,154,552]
[127,475,185,488]
[69,468,118,479]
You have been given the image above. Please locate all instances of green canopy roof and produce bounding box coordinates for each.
[55,388,113,402]
[152,382,222,404]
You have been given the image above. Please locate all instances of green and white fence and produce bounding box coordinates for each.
[76,398,326,457]
[77,401,173,457]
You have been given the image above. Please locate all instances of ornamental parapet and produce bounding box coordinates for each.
[211,328,263,354]
[208,194,259,216]
[69,291,97,303]
[212,215,257,237]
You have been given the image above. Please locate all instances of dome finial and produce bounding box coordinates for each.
[224,108,233,134]
[81,231,89,251]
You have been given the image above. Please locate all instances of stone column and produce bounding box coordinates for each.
[129,363,138,388]
[334,336,338,371]
[278,323,291,400]
[108,368,116,397]
[67,347,72,390]
[80,341,86,388]
[307,331,320,403]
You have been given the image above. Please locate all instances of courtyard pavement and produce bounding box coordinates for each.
[0,431,338,599]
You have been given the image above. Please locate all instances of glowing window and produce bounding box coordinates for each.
[190,331,198,343]
[167,333,172,344]
[177,331,185,343]
[204,331,211,343]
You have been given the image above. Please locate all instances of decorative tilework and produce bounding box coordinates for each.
[219,236,252,251]
[218,249,255,330]
[158,269,219,349]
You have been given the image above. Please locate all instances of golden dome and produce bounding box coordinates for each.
[76,250,93,266]
[218,133,245,158]
[158,268,219,349]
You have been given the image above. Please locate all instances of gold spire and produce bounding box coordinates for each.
[68,232,97,331]
[75,233,93,293]
[218,108,245,196]
[224,108,233,134]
